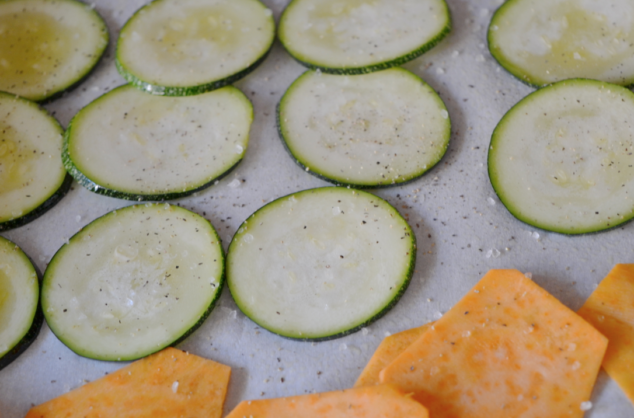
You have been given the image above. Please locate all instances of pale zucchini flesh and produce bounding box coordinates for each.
[279,0,451,74]
[42,204,225,361]
[0,236,41,370]
[278,68,450,187]
[0,0,109,102]
[489,79,634,234]
[0,92,70,231]
[489,0,634,87]
[227,187,416,341]
[116,0,275,96]
[64,85,253,200]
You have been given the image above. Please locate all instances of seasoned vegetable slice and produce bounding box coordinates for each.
[278,0,451,74]
[0,0,108,102]
[227,187,415,341]
[116,0,275,96]
[226,384,429,418]
[42,204,224,361]
[488,0,634,87]
[381,269,608,418]
[26,348,231,418]
[0,236,42,370]
[64,85,253,200]
[578,264,634,405]
[354,323,432,387]
[488,79,634,234]
[0,91,70,231]
[278,68,450,187]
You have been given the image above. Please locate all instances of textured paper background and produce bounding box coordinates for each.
[0,0,631,416]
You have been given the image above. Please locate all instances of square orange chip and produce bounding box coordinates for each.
[380,269,607,418]
[354,323,432,387]
[226,384,429,418]
[578,264,634,405]
[25,347,231,418]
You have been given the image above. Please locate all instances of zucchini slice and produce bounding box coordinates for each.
[116,0,275,96]
[42,204,224,361]
[0,236,42,371]
[488,0,634,87]
[278,68,450,187]
[0,92,70,231]
[227,187,416,341]
[278,0,451,74]
[488,79,634,234]
[0,0,109,102]
[64,85,253,201]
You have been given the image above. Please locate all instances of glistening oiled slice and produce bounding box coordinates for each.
[488,79,634,234]
[488,0,634,87]
[0,92,70,231]
[42,204,224,361]
[64,85,253,200]
[0,0,108,102]
[227,187,415,341]
[278,0,451,74]
[116,0,275,96]
[278,68,450,187]
[0,236,42,370]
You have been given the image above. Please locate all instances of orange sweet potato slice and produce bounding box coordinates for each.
[381,269,607,418]
[578,264,634,405]
[26,347,230,418]
[354,323,432,387]
[226,384,429,418]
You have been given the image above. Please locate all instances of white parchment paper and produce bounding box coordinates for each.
[0,0,632,417]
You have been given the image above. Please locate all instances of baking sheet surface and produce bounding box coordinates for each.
[1,0,632,416]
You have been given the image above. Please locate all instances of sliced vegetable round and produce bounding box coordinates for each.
[488,79,634,234]
[278,68,450,187]
[64,85,253,200]
[0,236,42,370]
[42,204,224,361]
[116,0,275,96]
[488,0,634,87]
[0,92,70,231]
[0,0,108,102]
[227,187,416,341]
[278,0,451,74]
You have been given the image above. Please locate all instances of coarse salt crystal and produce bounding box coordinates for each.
[172,381,179,393]
[580,401,592,411]
[486,248,501,258]
[228,179,242,188]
